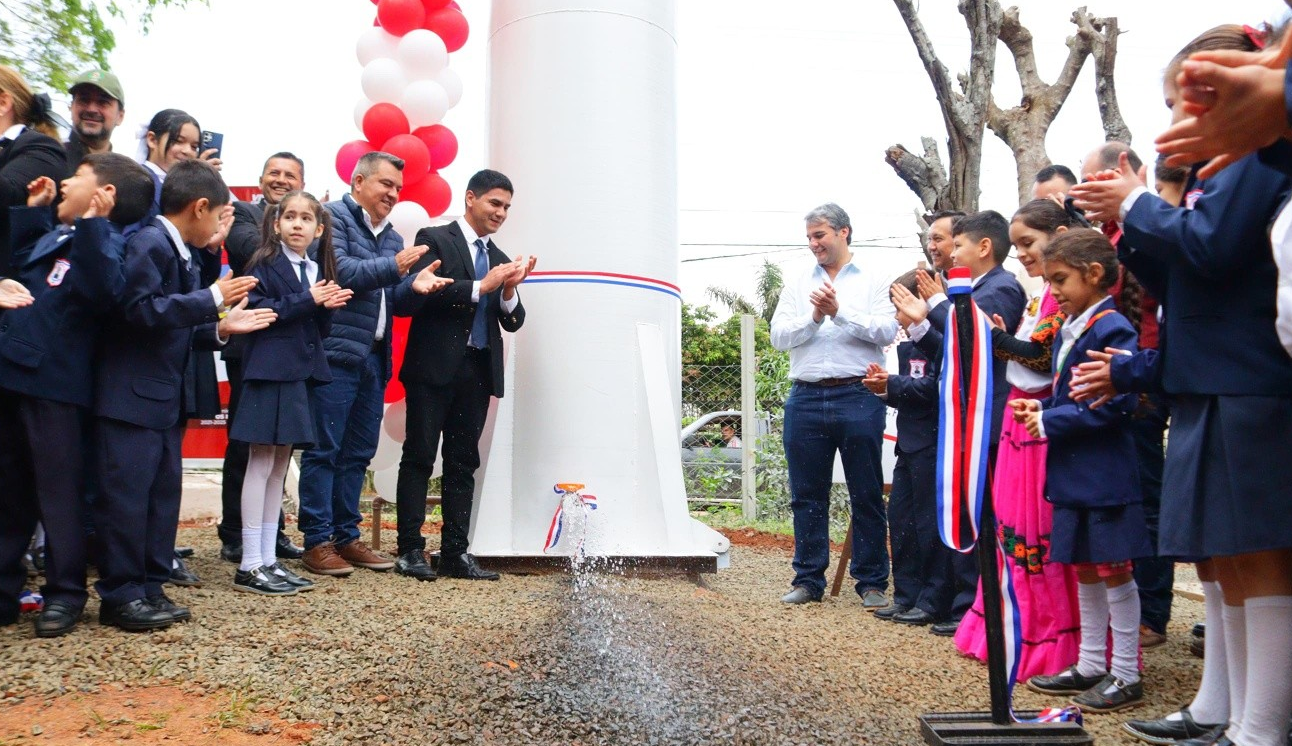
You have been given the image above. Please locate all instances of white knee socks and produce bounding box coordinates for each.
[240,444,292,573]
[1223,603,1249,743]
[1238,596,1292,746]
[1181,580,1230,725]
[1107,580,1141,684]
[1077,581,1110,678]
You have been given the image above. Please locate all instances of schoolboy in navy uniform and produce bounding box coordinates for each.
[93,160,276,632]
[0,153,152,637]
[863,270,954,628]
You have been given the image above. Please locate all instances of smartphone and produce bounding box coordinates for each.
[200,130,224,160]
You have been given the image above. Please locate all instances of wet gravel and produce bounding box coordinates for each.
[1,526,1207,745]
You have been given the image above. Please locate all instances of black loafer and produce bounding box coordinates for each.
[780,586,821,604]
[929,619,961,636]
[219,543,242,563]
[438,553,499,581]
[1176,725,1229,746]
[233,567,297,596]
[100,598,173,631]
[1123,708,1225,745]
[1191,622,1206,638]
[267,563,315,591]
[275,535,305,560]
[1072,674,1143,712]
[173,546,194,559]
[146,593,191,623]
[1027,665,1108,696]
[168,557,202,587]
[894,608,936,626]
[34,601,83,638]
[874,604,909,620]
[394,550,437,581]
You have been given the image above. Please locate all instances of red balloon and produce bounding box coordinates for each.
[336,140,376,183]
[412,124,458,171]
[424,7,468,52]
[377,0,425,36]
[401,172,452,216]
[384,134,431,185]
[362,103,410,149]
[446,1,460,8]
[422,0,450,11]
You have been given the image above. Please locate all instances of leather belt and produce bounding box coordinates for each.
[793,376,864,387]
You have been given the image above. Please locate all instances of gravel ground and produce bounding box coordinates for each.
[1,524,1207,746]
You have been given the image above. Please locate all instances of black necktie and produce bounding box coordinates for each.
[298,260,309,289]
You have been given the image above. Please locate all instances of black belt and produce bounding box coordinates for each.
[793,376,864,387]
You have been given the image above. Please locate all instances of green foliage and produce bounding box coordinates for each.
[0,0,206,92]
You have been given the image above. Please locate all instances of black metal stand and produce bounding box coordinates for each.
[919,290,1090,746]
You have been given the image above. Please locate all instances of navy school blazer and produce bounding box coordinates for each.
[240,251,332,385]
[1040,298,1141,509]
[94,218,222,430]
[885,340,940,454]
[0,207,124,407]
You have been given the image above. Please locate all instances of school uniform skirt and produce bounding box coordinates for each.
[1160,394,1292,558]
[229,380,317,449]
[1049,502,1153,566]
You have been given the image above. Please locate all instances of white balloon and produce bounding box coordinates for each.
[360,57,407,105]
[400,80,450,129]
[356,27,400,67]
[436,67,463,109]
[369,403,403,471]
[388,201,431,248]
[372,467,399,504]
[353,97,373,134]
[396,29,449,81]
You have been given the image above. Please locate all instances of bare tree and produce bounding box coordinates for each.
[886,2,1130,211]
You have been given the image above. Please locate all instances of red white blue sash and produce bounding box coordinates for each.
[935,283,994,553]
[543,483,598,554]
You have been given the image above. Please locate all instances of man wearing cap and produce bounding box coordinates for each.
[64,70,124,176]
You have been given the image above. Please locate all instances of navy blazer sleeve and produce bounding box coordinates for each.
[118,233,220,330]
[8,205,54,259]
[67,217,125,304]
[1041,321,1139,440]
[246,263,319,325]
[1122,152,1292,278]
[1108,348,1161,395]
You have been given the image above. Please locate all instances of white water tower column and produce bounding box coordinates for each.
[469,0,728,564]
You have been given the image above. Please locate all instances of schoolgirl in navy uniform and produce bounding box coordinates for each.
[1011,230,1151,714]
[229,191,351,596]
[1072,24,1292,746]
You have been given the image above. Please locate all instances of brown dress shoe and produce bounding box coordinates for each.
[302,542,355,576]
[337,540,395,571]
[1139,624,1167,649]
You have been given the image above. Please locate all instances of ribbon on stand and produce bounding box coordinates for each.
[543,483,599,554]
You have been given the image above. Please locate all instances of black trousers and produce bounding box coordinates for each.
[0,390,89,615]
[94,417,183,606]
[395,349,492,557]
[217,358,285,546]
[888,444,955,618]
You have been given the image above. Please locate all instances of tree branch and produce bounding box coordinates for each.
[884,137,949,213]
[892,0,966,132]
[1074,7,1132,144]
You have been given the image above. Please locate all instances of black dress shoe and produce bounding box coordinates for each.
[275,535,305,560]
[173,546,194,559]
[266,563,315,591]
[894,608,936,626]
[100,598,173,631]
[438,553,499,580]
[1177,730,1230,746]
[146,593,191,623]
[220,543,242,563]
[168,557,202,587]
[394,550,438,581]
[1123,708,1225,745]
[1192,622,1206,638]
[34,601,83,638]
[930,618,962,636]
[233,567,297,596]
[874,604,910,620]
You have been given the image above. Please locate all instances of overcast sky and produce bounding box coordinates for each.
[95,0,1287,310]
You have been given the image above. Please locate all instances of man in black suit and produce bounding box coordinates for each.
[391,169,536,581]
[217,152,306,563]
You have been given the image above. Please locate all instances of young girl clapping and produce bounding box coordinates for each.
[229,192,352,596]
[1012,230,1151,713]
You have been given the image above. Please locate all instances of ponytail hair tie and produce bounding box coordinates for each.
[1244,23,1269,50]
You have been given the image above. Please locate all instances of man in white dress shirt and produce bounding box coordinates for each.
[770,203,899,605]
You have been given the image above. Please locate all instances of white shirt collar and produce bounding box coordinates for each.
[1,124,25,141]
[283,242,315,267]
[457,217,486,248]
[1061,296,1114,341]
[358,203,389,238]
[156,216,192,263]
[143,160,166,182]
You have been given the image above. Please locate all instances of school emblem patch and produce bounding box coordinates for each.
[46,259,70,287]
[910,359,926,378]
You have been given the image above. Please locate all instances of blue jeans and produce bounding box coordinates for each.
[783,381,889,598]
[298,350,384,550]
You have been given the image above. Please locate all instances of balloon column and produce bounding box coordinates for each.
[337,0,466,227]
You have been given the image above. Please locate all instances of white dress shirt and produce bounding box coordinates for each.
[359,205,391,341]
[770,257,898,381]
[285,245,318,287]
[456,217,519,314]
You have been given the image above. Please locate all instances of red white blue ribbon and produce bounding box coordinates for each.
[543,484,599,554]
[935,279,994,553]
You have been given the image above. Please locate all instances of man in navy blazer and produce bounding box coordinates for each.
[390,169,534,582]
[0,153,151,637]
[93,160,274,631]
